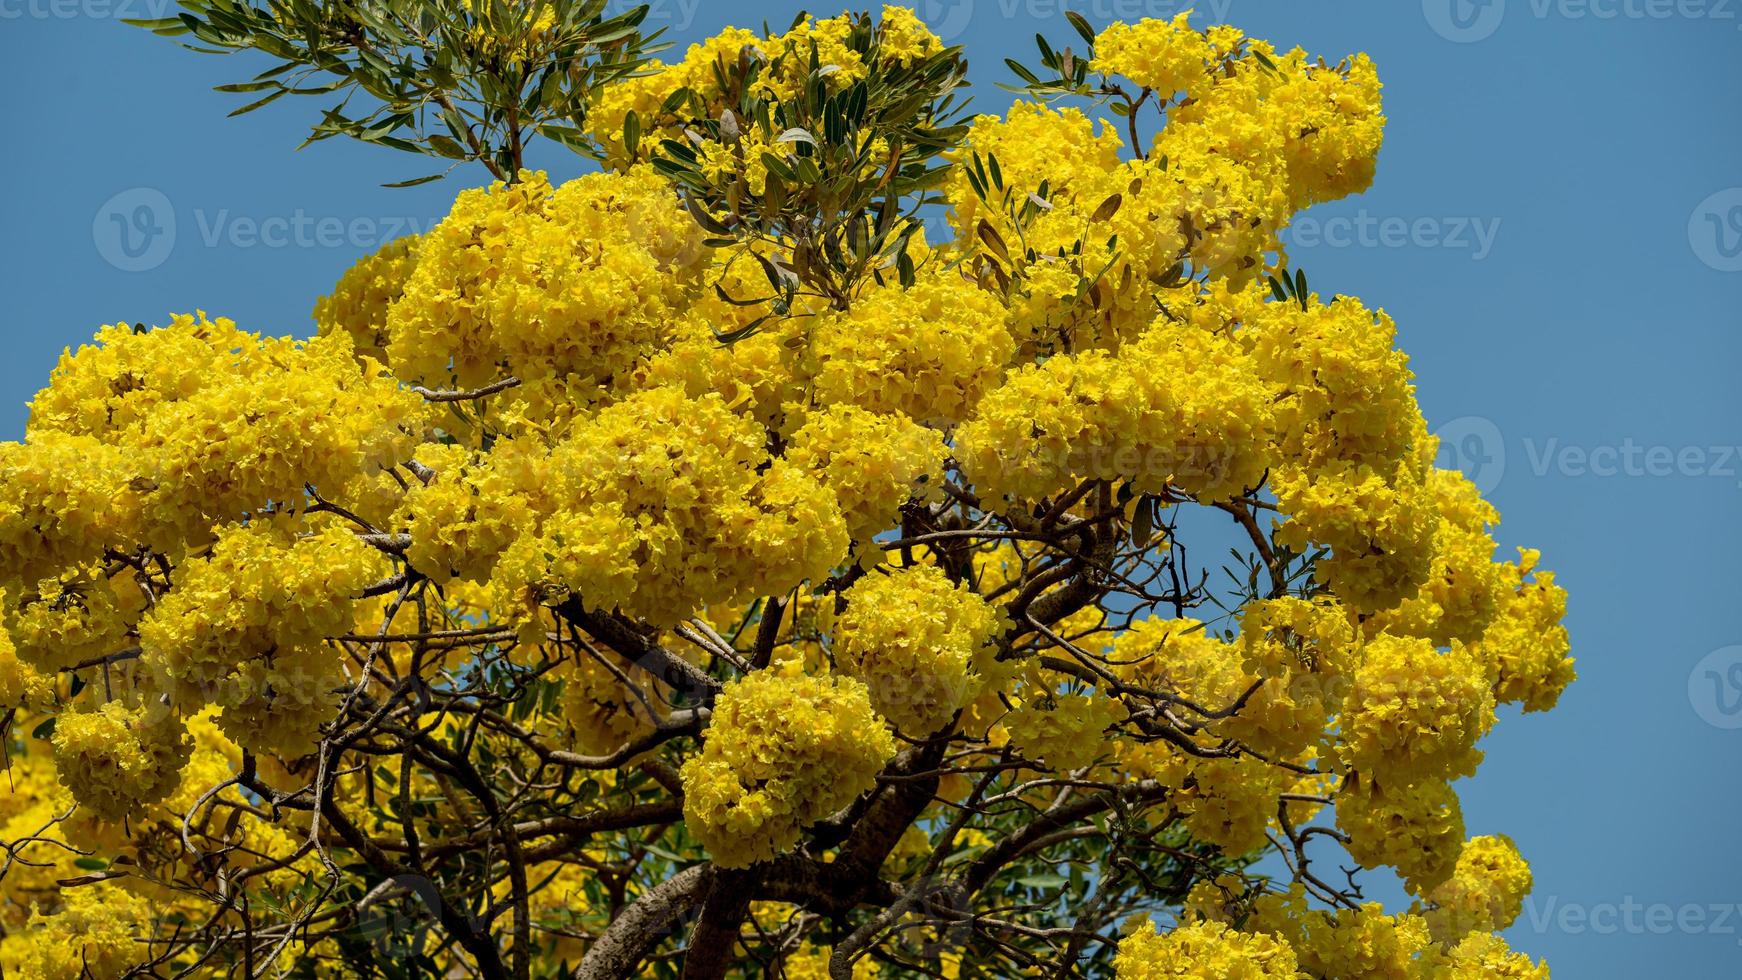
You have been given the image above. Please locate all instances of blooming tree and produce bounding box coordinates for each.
[0,4,1574,978]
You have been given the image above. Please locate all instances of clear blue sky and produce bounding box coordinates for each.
[2,1,1738,975]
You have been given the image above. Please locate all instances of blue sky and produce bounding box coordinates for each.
[2,0,1739,975]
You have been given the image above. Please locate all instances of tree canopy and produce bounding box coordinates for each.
[0,5,1573,979]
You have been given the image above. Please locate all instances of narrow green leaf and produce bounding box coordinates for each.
[624,109,641,158]
[1065,11,1098,48]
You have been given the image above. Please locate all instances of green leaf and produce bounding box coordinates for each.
[30,717,54,741]
[426,134,469,160]
[1004,59,1042,87]
[382,173,446,188]
[227,87,290,117]
[623,109,641,158]
[213,80,279,94]
[713,314,770,346]
[760,152,798,183]
[1065,10,1098,48]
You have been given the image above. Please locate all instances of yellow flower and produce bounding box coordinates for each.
[834,563,1004,735]
[1419,835,1534,943]
[1092,14,1215,97]
[812,263,1013,426]
[680,665,895,868]
[1113,918,1302,980]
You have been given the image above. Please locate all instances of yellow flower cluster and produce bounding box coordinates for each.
[1106,617,1321,852]
[1003,690,1130,772]
[1336,777,1466,894]
[50,700,190,823]
[0,433,137,588]
[639,263,820,429]
[1230,597,1359,759]
[944,101,1124,253]
[588,26,763,166]
[680,665,896,868]
[0,616,47,710]
[1154,28,1385,216]
[1419,834,1533,943]
[592,8,944,163]
[785,405,946,548]
[1251,894,1433,980]
[1238,291,1446,612]
[812,264,1014,427]
[1367,470,1510,646]
[1113,918,1301,980]
[1338,634,1495,787]
[139,520,388,755]
[0,882,157,980]
[395,441,537,585]
[950,17,1384,354]
[1427,932,1551,979]
[958,320,1275,504]
[387,168,708,389]
[1242,883,1551,979]
[946,103,1171,346]
[1245,295,1420,471]
[1091,14,1214,97]
[313,233,420,362]
[1477,549,1576,713]
[6,567,139,677]
[1272,460,1439,613]
[18,313,426,548]
[833,564,1004,735]
[496,386,849,626]
[458,0,559,67]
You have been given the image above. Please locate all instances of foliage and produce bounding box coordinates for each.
[0,6,1573,980]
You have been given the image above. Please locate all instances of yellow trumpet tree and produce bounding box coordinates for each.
[0,5,1573,978]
